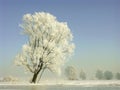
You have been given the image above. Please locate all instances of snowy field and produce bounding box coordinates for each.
[0,80,120,89]
[0,80,120,90]
[0,80,120,86]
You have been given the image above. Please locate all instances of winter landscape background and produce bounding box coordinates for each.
[0,0,120,90]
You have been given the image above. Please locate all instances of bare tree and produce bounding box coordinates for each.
[15,12,75,83]
[65,66,78,80]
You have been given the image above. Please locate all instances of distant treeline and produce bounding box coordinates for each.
[64,66,120,80]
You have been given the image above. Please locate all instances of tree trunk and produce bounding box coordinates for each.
[31,62,43,83]
[37,68,45,83]
[31,73,39,83]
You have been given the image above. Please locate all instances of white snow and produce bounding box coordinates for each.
[0,80,120,86]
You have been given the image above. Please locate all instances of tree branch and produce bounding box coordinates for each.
[26,64,34,73]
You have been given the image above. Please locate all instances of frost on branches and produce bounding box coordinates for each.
[15,12,75,83]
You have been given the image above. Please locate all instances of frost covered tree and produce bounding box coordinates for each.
[79,70,86,80]
[15,12,75,83]
[95,69,103,80]
[65,66,78,80]
[104,71,113,80]
[115,72,120,80]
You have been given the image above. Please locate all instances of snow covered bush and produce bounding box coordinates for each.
[79,70,86,80]
[0,76,18,82]
[65,66,78,80]
[15,12,75,83]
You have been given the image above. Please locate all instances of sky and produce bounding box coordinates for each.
[0,0,120,79]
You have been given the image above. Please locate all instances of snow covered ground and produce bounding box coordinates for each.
[0,80,120,86]
[0,80,120,90]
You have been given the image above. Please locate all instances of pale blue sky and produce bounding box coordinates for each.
[0,0,120,78]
